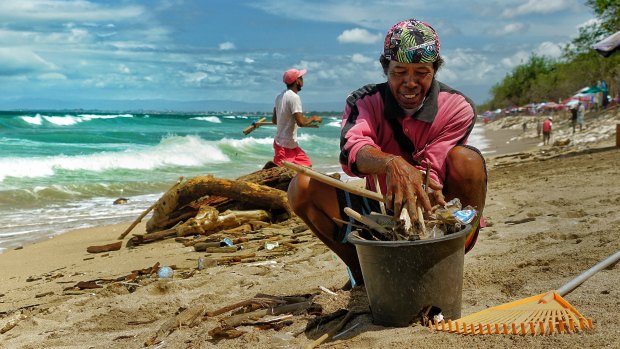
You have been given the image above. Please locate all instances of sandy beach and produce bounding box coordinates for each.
[1,111,619,349]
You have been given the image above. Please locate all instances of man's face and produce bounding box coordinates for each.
[387,60,434,110]
[296,76,304,91]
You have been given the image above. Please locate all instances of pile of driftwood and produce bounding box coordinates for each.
[144,292,367,348]
[83,166,298,254]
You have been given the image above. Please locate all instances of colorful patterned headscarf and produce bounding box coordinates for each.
[383,19,440,63]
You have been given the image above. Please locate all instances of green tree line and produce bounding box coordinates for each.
[479,0,619,112]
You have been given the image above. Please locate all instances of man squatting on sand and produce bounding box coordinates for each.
[288,18,487,286]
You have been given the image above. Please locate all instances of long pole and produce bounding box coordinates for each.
[557,249,620,296]
[281,161,384,202]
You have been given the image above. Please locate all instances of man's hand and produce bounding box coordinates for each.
[311,115,323,124]
[384,156,443,222]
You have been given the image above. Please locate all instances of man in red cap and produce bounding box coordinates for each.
[287,19,487,288]
[271,68,322,167]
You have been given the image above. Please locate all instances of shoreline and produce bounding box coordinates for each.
[0,125,520,255]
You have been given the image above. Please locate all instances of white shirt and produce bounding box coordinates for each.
[274,89,303,149]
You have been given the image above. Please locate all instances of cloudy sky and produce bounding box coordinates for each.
[0,0,595,111]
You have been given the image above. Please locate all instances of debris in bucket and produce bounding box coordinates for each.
[348,198,476,241]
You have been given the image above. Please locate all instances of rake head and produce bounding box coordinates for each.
[430,291,594,335]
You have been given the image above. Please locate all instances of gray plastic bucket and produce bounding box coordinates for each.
[347,225,471,327]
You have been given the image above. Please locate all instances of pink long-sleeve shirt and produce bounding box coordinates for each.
[340,79,476,192]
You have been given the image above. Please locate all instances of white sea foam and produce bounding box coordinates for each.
[20,113,133,127]
[0,135,230,181]
[192,116,222,123]
[219,136,273,147]
[468,125,489,154]
[21,114,43,125]
[78,114,133,120]
[43,115,82,126]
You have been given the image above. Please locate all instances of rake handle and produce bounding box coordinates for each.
[557,249,620,296]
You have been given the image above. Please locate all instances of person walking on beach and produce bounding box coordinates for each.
[570,104,578,134]
[287,18,487,287]
[271,68,322,167]
[542,116,552,145]
[576,101,585,131]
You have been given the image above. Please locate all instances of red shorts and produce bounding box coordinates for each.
[273,141,312,167]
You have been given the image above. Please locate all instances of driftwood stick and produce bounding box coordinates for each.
[222,301,312,328]
[86,241,122,254]
[373,174,387,215]
[305,310,354,349]
[343,207,389,234]
[281,161,384,202]
[118,176,184,240]
[295,309,348,337]
[144,304,207,346]
[130,227,178,245]
[206,297,282,317]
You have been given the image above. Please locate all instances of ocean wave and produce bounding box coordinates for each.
[191,116,222,123]
[19,113,134,127]
[0,135,230,182]
[21,114,43,125]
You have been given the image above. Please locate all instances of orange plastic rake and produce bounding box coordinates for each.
[431,249,620,336]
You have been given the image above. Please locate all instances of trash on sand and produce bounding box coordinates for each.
[157,266,174,278]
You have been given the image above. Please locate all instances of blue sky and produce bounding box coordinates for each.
[0,0,596,111]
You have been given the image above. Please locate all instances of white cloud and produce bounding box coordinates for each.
[182,71,208,85]
[502,0,573,18]
[351,53,372,64]
[501,50,530,68]
[0,48,55,75]
[37,72,67,80]
[118,64,131,74]
[442,48,496,83]
[0,1,145,21]
[244,57,255,63]
[491,22,529,36]
[219,42,236,50]
[535,41,563,58]
[337,28,382,44]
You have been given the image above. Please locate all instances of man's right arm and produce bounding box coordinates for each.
[294,113,322,127]
[271,107,277,124]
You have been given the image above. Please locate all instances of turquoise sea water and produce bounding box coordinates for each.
[0,111,489,253]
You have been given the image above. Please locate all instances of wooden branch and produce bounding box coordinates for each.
[176,209,270,237]
[147,167,295,232]
[86,241,122,254]
[144,304,207,346]
[129,209,270,246]
[118,176,184,240]
[206,297,282,317]
[343,207,390,234]
[129,227,177,245]
[221,301,312,328]
[282,161,384,202]
[305,310,354,349]
[177,176,290,214]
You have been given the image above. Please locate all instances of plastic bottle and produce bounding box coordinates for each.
[270,332,295,349]
[197,257,204,270]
